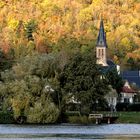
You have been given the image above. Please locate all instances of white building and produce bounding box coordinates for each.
[120,81,137,103]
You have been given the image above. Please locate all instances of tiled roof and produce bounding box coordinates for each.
[122,86,137,93]
[100,64,116,74]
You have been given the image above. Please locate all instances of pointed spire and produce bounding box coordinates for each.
[96,19,107,48]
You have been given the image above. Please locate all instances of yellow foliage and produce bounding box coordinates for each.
[113,55,119,64]
[78,7,93,22]
[0,1,5,8]
[120,37,131,50]
[7,17,19,30]
[0,0,139,62]
[93,0,102,5]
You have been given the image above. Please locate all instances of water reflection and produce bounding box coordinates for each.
[0,124,140,140]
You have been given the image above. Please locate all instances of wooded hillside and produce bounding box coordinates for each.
[0,0,140,69]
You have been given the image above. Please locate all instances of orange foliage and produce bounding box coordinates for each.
[0,0,139,62]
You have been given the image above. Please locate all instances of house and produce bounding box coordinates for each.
[120,81,137,103]
[121,71,140,103]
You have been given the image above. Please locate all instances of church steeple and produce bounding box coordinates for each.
[96,19,108,66]
[96,19,107,48]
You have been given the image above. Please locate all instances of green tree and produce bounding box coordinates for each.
[24,19,37,41]
[126,57,140,70]
[0,49,14,72]
[0,53,60,123]
[59,52,109,114]
[105,68,124,93]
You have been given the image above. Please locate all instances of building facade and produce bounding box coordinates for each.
[120,81,137,103]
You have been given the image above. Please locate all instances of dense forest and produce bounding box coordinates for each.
[0,0,139,123]
[0,0,140,68]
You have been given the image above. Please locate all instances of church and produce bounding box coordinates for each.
[96,19,118,110]
[96,19,120,74]
[96,20,140,89]
[96,19,138,105]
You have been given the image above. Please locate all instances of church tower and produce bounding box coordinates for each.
[96,19,108,66]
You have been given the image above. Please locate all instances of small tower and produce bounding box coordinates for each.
[96,19,108,66]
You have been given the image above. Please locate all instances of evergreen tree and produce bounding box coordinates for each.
[24,20,37,41]
[59,52,109,113]
[105,68,124,93]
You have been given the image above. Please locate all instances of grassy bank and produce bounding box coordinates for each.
[65,111,140,124]
[0,111,140,124]
[117,112,140,124]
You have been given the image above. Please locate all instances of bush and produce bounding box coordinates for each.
[64,111,81,117]
[0,111,14,124]
[128,103,140,111]
[27,101,60,124]
[68,116,95,124]
[116,103,129,111]
[116,103,140,111]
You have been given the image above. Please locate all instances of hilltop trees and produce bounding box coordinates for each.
[25,19,38,42]
[0,0,140,68]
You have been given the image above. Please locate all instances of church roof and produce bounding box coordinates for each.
[107,60,116,66]
[99,59,116,74]
[100,64,116,74]
[96,19,107,48]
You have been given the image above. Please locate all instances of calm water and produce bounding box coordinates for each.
[0,124,140,140]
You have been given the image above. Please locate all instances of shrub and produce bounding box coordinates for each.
[116,103,140,111]
[0,111,14,124]
[68,116,95,124]
[27,101,60,124]
[128,103,140,111]
[116,103,129,111]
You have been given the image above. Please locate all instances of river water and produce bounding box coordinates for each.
[0,124,140,140]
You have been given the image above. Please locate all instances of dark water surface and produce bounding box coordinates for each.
[0,124,140,140]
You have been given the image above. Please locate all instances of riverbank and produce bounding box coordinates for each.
[0,111,140,124]
[116,112,140,124]
[66,112,140,124]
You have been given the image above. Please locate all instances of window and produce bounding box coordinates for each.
[102,49,104,56]
[99,49,101,57]
[124,98,129,103]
